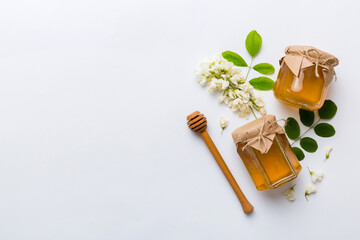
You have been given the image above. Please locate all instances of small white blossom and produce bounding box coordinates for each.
[325,146,333,160]
[307,166,323,183]
[217,95,227,103]
[195,54,266,118]
[311,171,323,183]
[259,107,267,116]
[305,184,316,201]
[219,116,229,133]
[283,185,296,201]
[305,184,316,194]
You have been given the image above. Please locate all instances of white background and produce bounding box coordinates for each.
[0,0,359,239]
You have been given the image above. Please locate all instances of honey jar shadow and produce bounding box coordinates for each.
[260,180,300,201]
[272,100,299,119]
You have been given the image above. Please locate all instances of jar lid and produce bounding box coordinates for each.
[281,46,339,85]
[232,115,285,154]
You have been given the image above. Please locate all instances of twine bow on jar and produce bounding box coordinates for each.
[284,46,339,83]
[232,115,286,155]
[242,118,286,154]
[305,48,323,78]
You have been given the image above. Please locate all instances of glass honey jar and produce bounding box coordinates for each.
[232,115,301,191]
[273,46,339,111]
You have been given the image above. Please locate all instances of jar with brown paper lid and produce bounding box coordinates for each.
[273,46,339,111]
[232,115,301,191]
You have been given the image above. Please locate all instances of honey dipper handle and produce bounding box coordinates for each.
[200,131,254,214]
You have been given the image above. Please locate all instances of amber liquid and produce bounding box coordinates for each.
[273,62,329,111]
[237,134,301,191]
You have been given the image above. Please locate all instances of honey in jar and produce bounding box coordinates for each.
[232,115,301,191]
[273,46,339,111]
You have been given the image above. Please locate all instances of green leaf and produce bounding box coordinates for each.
[292,147,305,161]
[249,77,275,90]
[245,30,262,57]
[300,137,318,153]
[253,63,275,75]
[285,117,300,140]
[318,99,338,119]
[222,51,248,67]
[299,109,315,127]
[314,123,336,137]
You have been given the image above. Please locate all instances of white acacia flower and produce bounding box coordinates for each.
[217,95,227,103]
[219,116,229,133]
[307,166,323,183]
[325,146,333,160]
[311,171,323,183]
[198,76,208,86]
[283,185,296,201]
[220,79,229,90]
[254,98,264,107]
[195,54,266,118]
[305,184,316,201]
[259,107,267,116]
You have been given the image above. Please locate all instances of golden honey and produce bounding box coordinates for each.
[237,134,301,191]
[274,62,328,111]
[273,46,339,111]
[232,115,301,191]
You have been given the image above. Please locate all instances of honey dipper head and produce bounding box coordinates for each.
[187,111,207,133]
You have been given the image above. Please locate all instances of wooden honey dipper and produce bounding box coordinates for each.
[187,111,254,214]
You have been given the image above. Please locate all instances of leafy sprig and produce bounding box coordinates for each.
[285,100,337,161]
[221,30,275,91]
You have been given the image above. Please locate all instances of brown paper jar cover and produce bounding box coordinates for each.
[273,46,339,111]
[232,115,301,191]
